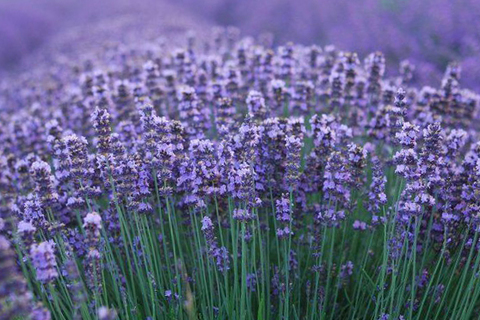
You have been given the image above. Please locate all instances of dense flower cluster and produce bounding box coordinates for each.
[1,28,480,319]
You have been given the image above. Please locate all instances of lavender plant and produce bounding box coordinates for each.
[1,28,480,320]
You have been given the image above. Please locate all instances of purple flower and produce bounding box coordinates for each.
[215,97,236,134]
[165,289,179,303]
[394,149,418,180]
[275,195,293,239]
[353,220,367,231]
[293,81,314,115]
[83,212,102,245]
[180,139,220,207]
[178,85,211,139]
[246,273,257,292]
[340,261,354,279]
[329,71,345,111]
[284,135,303,190]
[227,162,260,209]
[165,289,173,302]
[83,212,103,291]
[22,196,47,228]
[323,152,351,203]
[232,208,255,223]
[246,90,269,120]
[317,207,346,225]
[91,106,113,156]
[346,143,366,188]
[98,306,117,320]
[387,88,407,141]
[271,79,288,112]
[365,52,385,108]
[368,156,387,224]
[31,305,51,320]
[30,240,58,283]
[201,216,230,273]
[17,220,36,247]
[395,122,419,148]
[30,160,58,206]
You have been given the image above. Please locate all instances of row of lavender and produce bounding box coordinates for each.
[175,0,480,90]
[1,29,480,319]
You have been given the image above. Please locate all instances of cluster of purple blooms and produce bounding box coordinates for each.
[1,27,480,319]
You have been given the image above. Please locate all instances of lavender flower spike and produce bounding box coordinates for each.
[201,216,230,273]
[30,240,58,283]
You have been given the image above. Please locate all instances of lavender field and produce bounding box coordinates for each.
[1,1,480,319]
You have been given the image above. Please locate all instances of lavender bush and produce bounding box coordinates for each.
[1,25,480,320]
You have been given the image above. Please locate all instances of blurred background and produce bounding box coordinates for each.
[1,0,479,89]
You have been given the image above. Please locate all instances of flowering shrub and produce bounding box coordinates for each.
[1,27,480,319]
